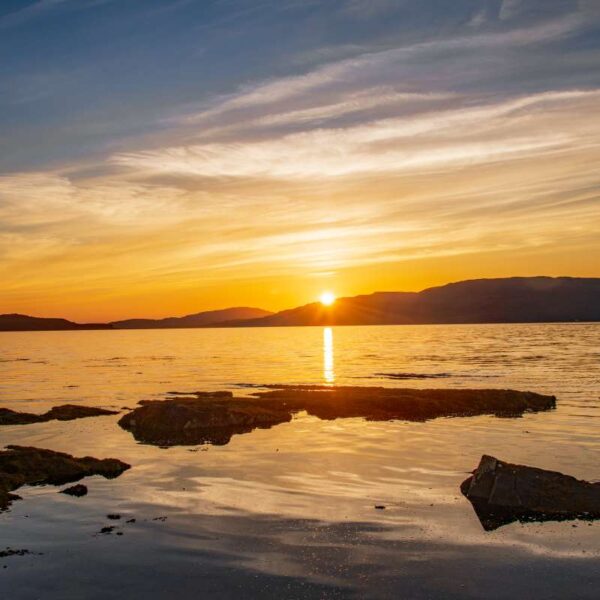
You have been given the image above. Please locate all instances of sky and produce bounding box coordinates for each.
[1,0,599,321]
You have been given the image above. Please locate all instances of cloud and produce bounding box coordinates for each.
[180,12,583,128]
[499,0,524,21]
[114,90,599,179]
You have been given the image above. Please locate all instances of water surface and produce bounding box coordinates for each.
[0,324,599,599]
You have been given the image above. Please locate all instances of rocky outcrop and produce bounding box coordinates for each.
[119,386,555,447]
[461,455,600,530]
[0,445,130,510]
[118,392,292,446]
[249,385,556,422]
[0,405,118,426]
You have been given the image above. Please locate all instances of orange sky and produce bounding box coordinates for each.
[2,90,600,321]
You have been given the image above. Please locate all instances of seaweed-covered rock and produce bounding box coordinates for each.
[461,455,600,530]
[0,405,118,426]
[119,393,292,446]
[250,385,556,422]
[0,446,130,510]
[119,386,555,447]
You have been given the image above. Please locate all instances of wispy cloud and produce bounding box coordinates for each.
[0,0,115,29]
[114,91,599,178]
[180,13,584,129]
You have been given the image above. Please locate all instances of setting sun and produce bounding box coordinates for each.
[320,291,336,306]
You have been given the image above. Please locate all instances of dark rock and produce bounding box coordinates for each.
[60,484,88,497]
[0,445,130,510]
[461,455,600,531]
[119,385,554,447]
[118,393,292,446]
[0,405,119,426]
[374,505,386,510]
[0,409,43,425]
[45,405,119,421]
[250,385,555,423]
[99,526,115,534]
[0,548,33,558]
[107,514,121,520]
[166,391,233,398]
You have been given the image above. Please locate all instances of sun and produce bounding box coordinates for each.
[320,291,336,306]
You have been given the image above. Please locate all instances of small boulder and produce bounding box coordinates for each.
[60,484,88,497]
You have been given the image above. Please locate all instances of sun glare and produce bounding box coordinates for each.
[320,291,336,306]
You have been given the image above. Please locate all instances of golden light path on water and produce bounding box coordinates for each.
[323,326,334,383]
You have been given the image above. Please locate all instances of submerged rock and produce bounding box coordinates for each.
[0,445,130,510]
[0,548,38,558]
[461,455,600,531]
[60,484,88,497]
[99,526,116,535]
[119,385,555,447]
[0,405,118,426]
[375,372,452,380]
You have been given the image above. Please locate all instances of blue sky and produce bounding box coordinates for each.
[2,0,598,172]
[1,0,599,319]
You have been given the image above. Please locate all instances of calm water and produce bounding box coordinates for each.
[0,324,599,599]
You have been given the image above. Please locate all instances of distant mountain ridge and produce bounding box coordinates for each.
[0,314,110,332]
[111,307,273,329]
[224,277,600,327]
[0,307,272,332]
[1,277,599,331]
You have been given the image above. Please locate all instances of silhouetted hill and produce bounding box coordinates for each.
[224,277,600,326]
[226,292,418,327]
[0,314,111,332]
[111,307,273,329]
[2,278,598,331]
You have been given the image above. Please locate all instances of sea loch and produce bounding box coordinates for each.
[0,323,598,599]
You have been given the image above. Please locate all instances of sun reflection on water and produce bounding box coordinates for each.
[323,326,334,383]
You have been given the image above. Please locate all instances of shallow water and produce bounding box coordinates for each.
[0,324,599,599]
